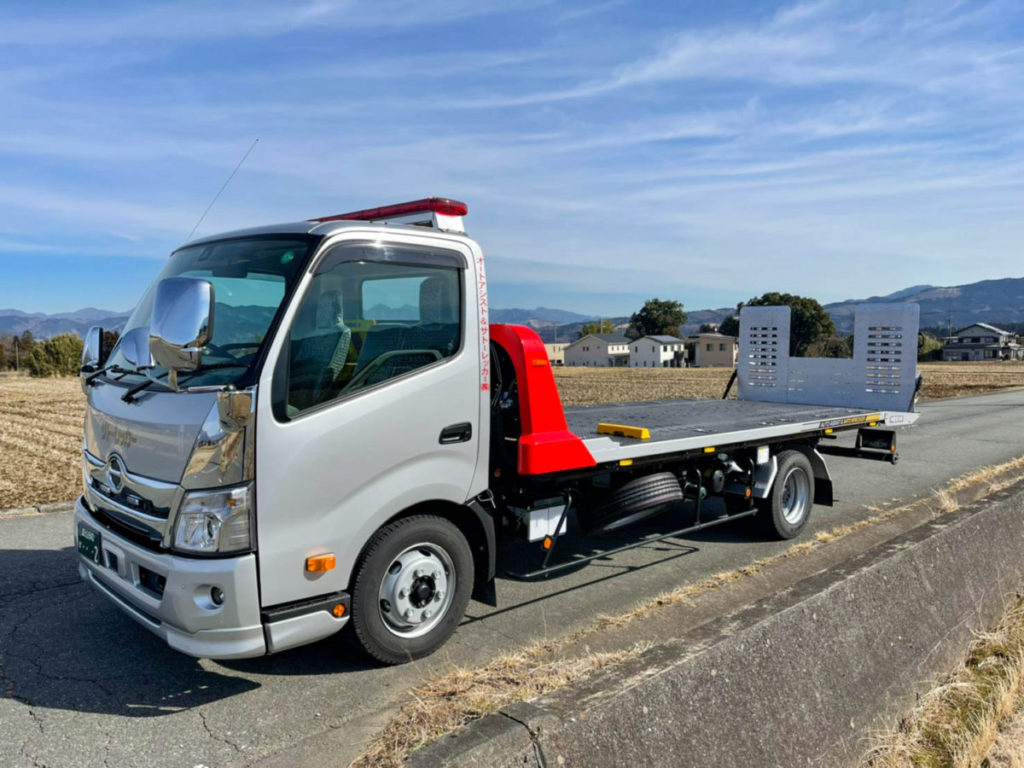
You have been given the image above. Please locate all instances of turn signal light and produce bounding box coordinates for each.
[332,603,346,618]
[305,554,336,572]
[543,536,553,550]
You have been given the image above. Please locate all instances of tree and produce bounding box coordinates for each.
[627,298,687,339]
[577,319,616,339]
[27,333,84,377]
[805,334,852,358]
[698,323,717,333]
[718,315,739,337]
[917,332,944,361]
[743,292,834,357]
[101,329,120,361]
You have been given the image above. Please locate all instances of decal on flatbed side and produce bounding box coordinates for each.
[816,413,882,429]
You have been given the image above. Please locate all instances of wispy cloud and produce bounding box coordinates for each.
[2,0,1024,313]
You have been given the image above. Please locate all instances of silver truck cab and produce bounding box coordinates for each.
[76,199,493,662]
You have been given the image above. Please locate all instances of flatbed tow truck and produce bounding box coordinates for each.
[75,197,920,664]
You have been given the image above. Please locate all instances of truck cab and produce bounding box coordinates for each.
[77,199,495,663]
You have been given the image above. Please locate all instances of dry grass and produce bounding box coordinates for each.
[552,361,1024,406]
[862,597,1024,768]
[917,361,1024,401]
[350,642,649,768]
[352,456,1024,768]
[554,366,733,405]
[0,375,85,508]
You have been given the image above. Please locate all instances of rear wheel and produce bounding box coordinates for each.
[757,450,814,539]
[350,515,473,665]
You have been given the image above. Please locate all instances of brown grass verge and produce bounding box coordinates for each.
[862,597,1024,768]
[351,455,1024,768]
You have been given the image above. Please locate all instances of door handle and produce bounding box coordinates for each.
[439,422,473,444]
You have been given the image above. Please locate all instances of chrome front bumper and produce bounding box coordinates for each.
[75,496,266,659]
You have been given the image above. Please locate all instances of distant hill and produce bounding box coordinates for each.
[824,278,1024,333]
[0,308,131,339]
[7,275,1024,341]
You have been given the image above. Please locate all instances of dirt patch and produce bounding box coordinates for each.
[0,376,85,508]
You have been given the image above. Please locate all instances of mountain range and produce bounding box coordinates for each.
[4,276,1023,340]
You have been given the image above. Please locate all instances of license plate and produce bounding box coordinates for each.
[77,523,102,565]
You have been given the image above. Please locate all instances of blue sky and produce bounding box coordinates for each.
[2,0,1024,316]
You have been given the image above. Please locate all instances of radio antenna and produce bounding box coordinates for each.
[186,137,259,242]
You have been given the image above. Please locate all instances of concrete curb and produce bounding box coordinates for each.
[411,482,1024,768]
[0,500,75,518]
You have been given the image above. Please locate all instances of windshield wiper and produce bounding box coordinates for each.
[121,362,247,403]
[85,364,147,387]
[122,371,167,403]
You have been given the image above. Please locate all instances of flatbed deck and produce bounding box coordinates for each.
[564,398,919,464]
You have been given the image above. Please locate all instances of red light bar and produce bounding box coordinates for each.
[310,197,468,223]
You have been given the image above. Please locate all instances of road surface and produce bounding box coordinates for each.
[2,390,1023,767]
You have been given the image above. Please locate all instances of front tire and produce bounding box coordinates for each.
[350,515,473,665]
[757,450,814,539]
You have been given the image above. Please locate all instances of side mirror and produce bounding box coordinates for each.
[81,326,105,371]
[120,326,154,369]
[149,277,215,390]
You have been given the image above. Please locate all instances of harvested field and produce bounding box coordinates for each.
[0,361,1022,510]
[0,374,85,508]
[917,361,1024,400]
[553,361,1024,406]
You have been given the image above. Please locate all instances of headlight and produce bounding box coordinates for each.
[174,484,253,554]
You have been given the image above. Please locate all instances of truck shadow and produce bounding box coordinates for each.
[475,499,764,624]
[0,546,374,718]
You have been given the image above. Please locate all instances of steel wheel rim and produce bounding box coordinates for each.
[780,467,810,525]
[377,543,455,639]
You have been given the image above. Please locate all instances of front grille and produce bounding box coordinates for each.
[86,503,165,552]
[89,478,169,519]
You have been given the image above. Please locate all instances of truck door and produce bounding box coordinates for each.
[255,237,483,608]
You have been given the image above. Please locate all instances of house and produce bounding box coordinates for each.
[687,332,738,367]
[942,323,1024,361]
[564,334,631,367]
[544,342,567,366]
[629,335,686,368]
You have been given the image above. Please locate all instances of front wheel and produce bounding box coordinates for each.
[757,450,815,539]
[349,515,473,665]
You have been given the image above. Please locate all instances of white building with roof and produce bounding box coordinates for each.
[629,335,686,368]
[942,323,1023,361]
[687,333,738,367]
[564,334,631,367]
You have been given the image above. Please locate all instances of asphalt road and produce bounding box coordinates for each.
[2,390,1023,768]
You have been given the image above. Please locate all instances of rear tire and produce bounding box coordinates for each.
[349,515,473,665]
[581,472,683,534]
[757,450,814,539]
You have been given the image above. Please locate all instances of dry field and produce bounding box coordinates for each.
[0,361,1022,509]
[554,361,1024,405]
[0,374,85,508]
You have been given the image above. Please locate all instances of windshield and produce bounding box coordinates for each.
[108,235,317,388]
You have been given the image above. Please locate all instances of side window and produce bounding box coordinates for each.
[285,259,462,417]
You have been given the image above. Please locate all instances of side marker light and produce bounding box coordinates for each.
[306,554,336,572]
